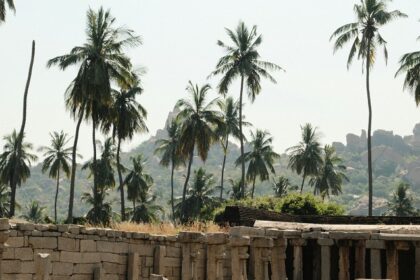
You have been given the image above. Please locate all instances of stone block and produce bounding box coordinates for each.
[97,241,128,254]
[7,236,24,247]
[60,251,100,263]
[80,240,96,252]
[129,244,154,256]
[101,252,127,264]
[21,261,36,273]
[102,262,125,275]
[15,247,34,260]
[58,237,79,251]
[229,236,250,247]
[165,257,182,267]
[251,237,273,248]
[53,262,74,276]
[29,237,58,249]
[178,232,204,243]
[2,273,32,280]
[205,233,228,245]
[73,263,96,274]
[17,223,34,231]
[3,247,14,259]
[1,260,21,273]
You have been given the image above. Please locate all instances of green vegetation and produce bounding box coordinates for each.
[385,182,418,217]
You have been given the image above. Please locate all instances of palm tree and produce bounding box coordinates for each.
[124,155,154,209]
[81,187,113,226]
[287,123,323,193]
[105,78,148,221]
[130,195,163,224]
[235,130,280,198]
[174,168,219,222]
[0,0,15,23]
[176,81,222,222]
[39,131,75,223]
[21,201,46,224]
[385,182,417,217]
[210,21,283,198]
[272,176,296,198]
[216,97,248,199]
[310,145,348,200]
[330,0,406,216]
[154,119,185,221]
[227,178,242,200]
[0,130,37,217]
[47,7,141,223]
[0,185,11,217]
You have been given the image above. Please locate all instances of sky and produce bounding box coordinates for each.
[1,0,420,160]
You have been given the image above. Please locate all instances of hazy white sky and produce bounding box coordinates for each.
[1,0,420,159]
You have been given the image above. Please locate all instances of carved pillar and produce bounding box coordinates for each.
[35,253,52,280]
[206,233,228,280]
[179,232,206,280]
[230,236,250,280]
[386,242,399,280]
[318,238,334,280]
[336,240,351,280]
[251,237,273,280]
[354,240,366,278]
[289,238,306,280]
[366,239,385,279]
[270,236,287,280]
[0,218,9,278]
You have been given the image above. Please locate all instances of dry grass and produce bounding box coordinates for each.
[112,221,228,235]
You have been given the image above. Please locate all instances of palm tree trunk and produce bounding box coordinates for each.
[10,41,35,218]
[239,74,246,199]
[116,136,125,221]
[300,175,306,194]
[92,117,98,206]
[251,176,256,199]
[181,145,194,222]
[67,107,84,223]
[55,169,60,224]
[366,40,373,217]
[170,158,175,223]
[220,136,229,200]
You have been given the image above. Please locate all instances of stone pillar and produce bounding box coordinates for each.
[154,245,166,275]
[230,236,250,280]
[318,238,334,280]
[354,240,366,279]
[35,253,51,280]
[386,242,399,280]
[415,242,420,280]
[128,252,140,280]
[337,240,351,280]
[366,239,385,279]
[179,232,206,280]
[0,218,9,278]
[268,232,287,280]
[289,238,306,280]
[206,233,228,280]
[251,237,273,280]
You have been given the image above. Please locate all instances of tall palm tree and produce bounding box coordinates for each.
[227,178,242,200]
[176,81,222,222]
[310,145,348,200]
[235,130,280,198]
[47,7,141,222]
[0,130,37,217]
[330,0,406,216]
[174,168,219,222]
[124,155,153,208]
[385,182,417,217]
[0,0,15,23]
[39,131,75,223]
[0,184,11,217]
[105,78,148,221]
[216,97,248,199]
[272,176,296,198]
[21,201,46,224]
[154,120,185,221]
[210,21,283,198]
[287,124,323,193]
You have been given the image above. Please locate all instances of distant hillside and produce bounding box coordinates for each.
[16,110,420,219]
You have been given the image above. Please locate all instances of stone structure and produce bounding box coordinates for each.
[3,219,420,279]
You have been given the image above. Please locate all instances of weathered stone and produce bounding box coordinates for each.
[178,232,205,243]
[229,236,250,247]
[366,239,386,249]
[35,253,52,280]
[60,252,100,263]
[205,233,228,245]
[7,236,24,247]
[58,237,79,251]
[29,237,57,249]
[53,262,74,276]
[80,240,96,252]
[17,223,34,231]
[97,241,128,254]
[15,247,33,260]
[127,253,139,280]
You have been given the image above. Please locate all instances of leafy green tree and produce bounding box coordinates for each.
[81,188,113,226]
[154,120,185,221]
[39,131,75,223]
[21,201,46,224]
[47,7,140,222]
[105,78,148,221]
[176,82,222,222]
[330,0,406,216]
[236,130,279,198]
[124,155,153,208]
[174,168,219,222]
[272,176,296,198]
[385,182,417,217]
[227,178,242,200]
[0,0,14,23]
[216,97,248,199]
[310,145,348,200]
[0,130,37,217]
[210,21,283,198]
[0,185,10,217]
[287,124,323,193]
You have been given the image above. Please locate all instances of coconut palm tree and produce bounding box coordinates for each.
[0,130,37,217]
[330,0,406,216]
[124,155,153,208]
[287,124,323,193]
[154,119,185,221]
[130,195,163,224]
[47,7,141,222]
[227,178,242,200]
[0,184,11,217]
[104,77,148,221]
[210,21,283,198]
[216,97,249,199]
[81,187,113,226]
[174,168,219,222]
[39,131,75,223]
[0,0,15,23]
[310,145,348,200]
[21,201,46,224]
[176,81,222,222]
[272,176,296,198]
[235,130,280,198]
[385,182,417,217]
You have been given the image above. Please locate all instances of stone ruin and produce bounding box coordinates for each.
[1,218,420,279]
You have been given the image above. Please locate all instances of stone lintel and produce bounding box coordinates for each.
[229,236,250,247]
[205,233,228,245]
[379,233,420,241]
[289,238,306,247]
[395,241,410,251]
[329,231,370,240]
[302,231,322,239]
[282,230,302,239]
[230,226,265,237]
[318,238,334,246]
[178,232,205,243]
[251,237,273,248]
[366,240,386,249]
[265,229,284,238]
[336,239,352,247]
[273,238,287,247]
